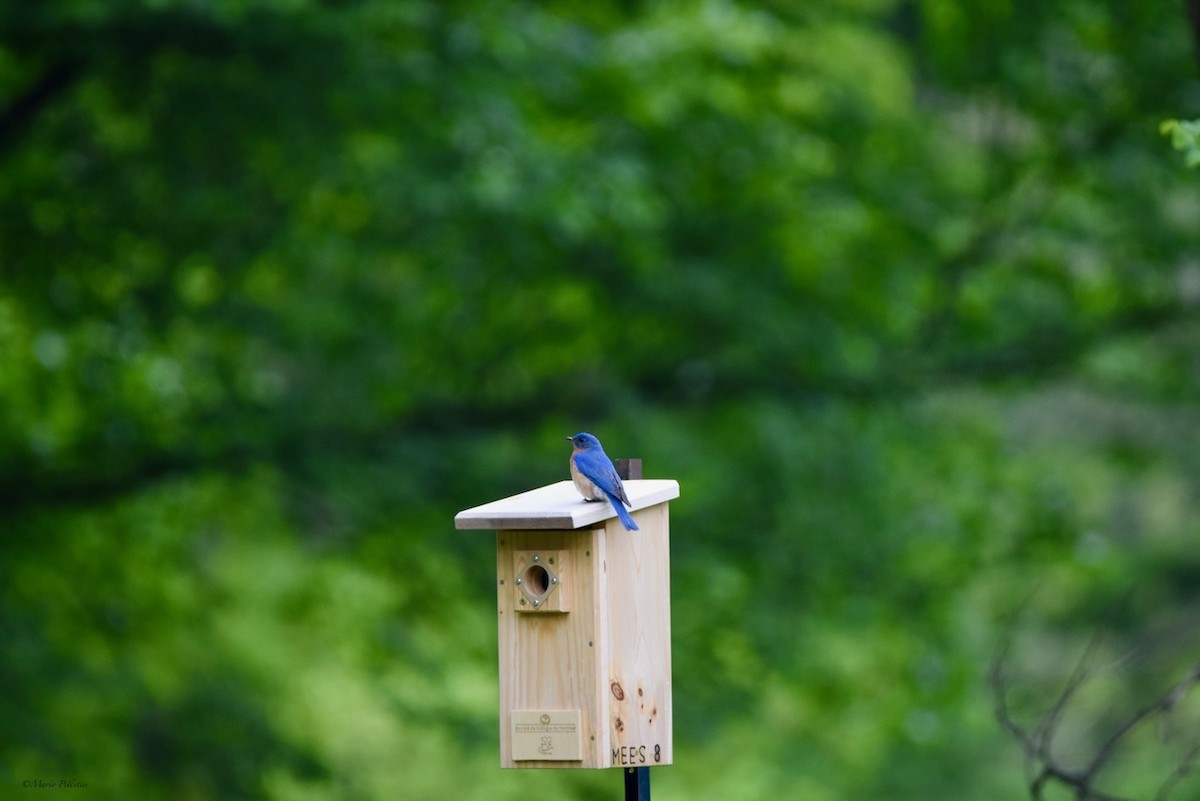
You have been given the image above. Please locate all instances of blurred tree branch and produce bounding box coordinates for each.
[1189,0,1200,69]
[0,6,335,159]
[0,58,83,153]
[0,286,1193,522]
[992,621,1200,801]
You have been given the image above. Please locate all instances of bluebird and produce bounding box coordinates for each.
[567,432,639,531]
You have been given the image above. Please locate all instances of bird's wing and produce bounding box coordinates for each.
[607,475,632,508]
[575,451,632,507]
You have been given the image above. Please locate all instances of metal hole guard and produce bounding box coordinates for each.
[516,553,560,609]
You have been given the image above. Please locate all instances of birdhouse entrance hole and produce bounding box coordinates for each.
[524,563,550,595]
[514,550,568,613]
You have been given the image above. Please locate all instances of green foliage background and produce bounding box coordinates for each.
[3,1,1200,799]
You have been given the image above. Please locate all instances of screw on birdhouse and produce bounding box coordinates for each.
[532,554,540,562]
[532,599,540,607]
[551,577,558,585]
[515,577,522,585]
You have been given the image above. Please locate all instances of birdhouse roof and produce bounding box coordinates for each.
[454,479,679,530]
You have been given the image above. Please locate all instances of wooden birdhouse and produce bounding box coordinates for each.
[454,471,679,770]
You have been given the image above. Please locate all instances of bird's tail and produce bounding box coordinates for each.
[606,492,639,531]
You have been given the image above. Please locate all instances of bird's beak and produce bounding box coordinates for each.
[565,437,573,442]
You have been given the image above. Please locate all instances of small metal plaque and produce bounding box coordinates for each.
[511,710,582,761]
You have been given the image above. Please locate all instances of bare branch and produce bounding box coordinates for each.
[1155,739,1200,801]
[0,58,83,153]
[993,602,1200,801]
[1085,662,1200,783]
[1033,625,1106,766]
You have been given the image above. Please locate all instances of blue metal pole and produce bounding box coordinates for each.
[624,767,651,801]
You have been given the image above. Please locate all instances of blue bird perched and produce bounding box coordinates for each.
[567,432,639,531]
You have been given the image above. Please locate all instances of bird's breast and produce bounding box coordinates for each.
[570,457,603,500]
